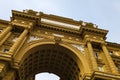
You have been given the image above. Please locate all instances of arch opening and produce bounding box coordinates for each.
[35,72,60,80]
[19,44,81,80]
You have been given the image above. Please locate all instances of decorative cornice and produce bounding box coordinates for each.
[12,10,39,20]
[107,42,120,48]
[0,19,9,25]
[80,26,108,37]
[11,10,109,37]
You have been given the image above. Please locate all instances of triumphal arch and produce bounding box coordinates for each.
[0,10,120,80]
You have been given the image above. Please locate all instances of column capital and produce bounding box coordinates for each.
[85,38,92,44]
[26,23,33,30]
[9,22,13,25]
[101,42,107,46]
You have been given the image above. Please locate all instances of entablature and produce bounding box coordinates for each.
[11,10,108,39]
[30,28,84,45]
[107,42,120,48]
[81,26,108,40]
[12,10,40,24]
[11,19,33,30]
[0,19,9,29]
[106,42,120,57]
[83,33,105,45]
[0,19,9,25]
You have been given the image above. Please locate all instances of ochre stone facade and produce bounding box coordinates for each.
[0,10,120,80]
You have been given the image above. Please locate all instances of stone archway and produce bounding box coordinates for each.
[14,41,90,80]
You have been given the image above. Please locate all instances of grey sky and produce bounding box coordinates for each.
[0,0,120,79]
[0,0,120,43]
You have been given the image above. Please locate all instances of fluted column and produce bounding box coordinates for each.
[87,41,98,71]
[102,43,118,74]
[9,29,29,55]
[0,25,12,41]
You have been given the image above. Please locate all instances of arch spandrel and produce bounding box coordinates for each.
[13,40,91,77]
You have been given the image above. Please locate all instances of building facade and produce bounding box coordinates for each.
[0,10,120,80]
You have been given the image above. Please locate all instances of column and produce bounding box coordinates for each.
[102,43,118,74]
[9,29,29,55]
[87,41,98,71]
[0,25,12,41]
[2,70,16,80]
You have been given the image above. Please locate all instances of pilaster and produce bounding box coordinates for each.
[0,25,12,42]
[0,32,12,46]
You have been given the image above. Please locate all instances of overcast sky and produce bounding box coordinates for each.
[0,0,120,80]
